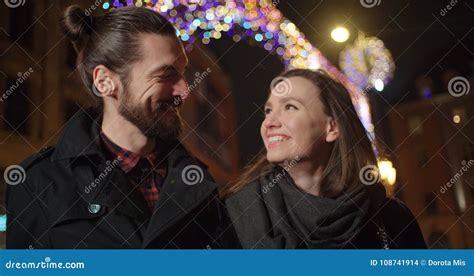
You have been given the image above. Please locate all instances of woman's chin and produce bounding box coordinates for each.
[266,151,287,164]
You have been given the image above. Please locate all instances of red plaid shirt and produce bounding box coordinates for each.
[100,132,167,210]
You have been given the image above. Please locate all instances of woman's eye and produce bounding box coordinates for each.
[264,108,271,115]
[285,104,297,110]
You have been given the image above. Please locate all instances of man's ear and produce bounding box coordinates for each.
[92,65,117,98]
[325,117,339,142]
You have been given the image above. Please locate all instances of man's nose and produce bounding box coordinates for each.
[172,77,189,99]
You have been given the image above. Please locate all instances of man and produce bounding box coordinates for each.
[6,5,236,249]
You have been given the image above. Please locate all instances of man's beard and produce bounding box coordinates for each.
[117,90,182,142]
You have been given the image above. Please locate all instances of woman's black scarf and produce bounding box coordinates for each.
[226,166,386,249]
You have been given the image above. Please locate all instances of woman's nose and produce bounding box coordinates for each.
[263,113,282,129]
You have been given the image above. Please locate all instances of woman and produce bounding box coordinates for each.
[222,69,426,249]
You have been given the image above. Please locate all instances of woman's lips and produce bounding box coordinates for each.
[266,135,290,149]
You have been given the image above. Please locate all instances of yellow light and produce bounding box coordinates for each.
[378,160,392,178]
[453,115,461,124]
[387,167,397,186]
[287,23,296,32]
[367,123,375,132]
[377,160,397,186]
[331,27,350,43]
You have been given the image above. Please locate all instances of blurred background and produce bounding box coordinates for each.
[0,0,472,248]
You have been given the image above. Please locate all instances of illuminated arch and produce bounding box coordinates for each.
[109,0,375,135]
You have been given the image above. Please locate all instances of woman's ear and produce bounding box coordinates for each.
[325,117,339,142]
[92,65,117,98]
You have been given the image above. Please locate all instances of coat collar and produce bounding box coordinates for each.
[51,107,104,161]
[50,107,191,168]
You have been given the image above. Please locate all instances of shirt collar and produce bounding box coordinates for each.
[100,131,162,173]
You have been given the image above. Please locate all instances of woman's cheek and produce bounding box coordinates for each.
[260,129,267,148]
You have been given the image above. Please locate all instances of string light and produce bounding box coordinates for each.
[107,1,357,94]
[105,0,378,144]
[340,33,395,91]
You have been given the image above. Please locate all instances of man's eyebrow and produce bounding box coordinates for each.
[147,64,176,75]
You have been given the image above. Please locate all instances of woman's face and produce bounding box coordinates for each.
[261,76,338,164]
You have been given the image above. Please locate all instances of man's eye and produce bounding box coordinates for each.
[169,73,183,81]
[156,74,172,80]
[154,71,179,82]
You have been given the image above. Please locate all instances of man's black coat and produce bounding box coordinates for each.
[6,108,237,249]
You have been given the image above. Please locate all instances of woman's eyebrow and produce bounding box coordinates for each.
[279,96,303,104]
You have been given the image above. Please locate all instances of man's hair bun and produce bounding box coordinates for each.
[60,5,94,43]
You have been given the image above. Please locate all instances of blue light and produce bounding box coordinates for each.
[224,16,232,24]
[181,34,190,41]
[265,32,273,39]
[102,2,110,9]
[192,19,201,27]
[422,88,433,99]
[243,22,251,29]
[255,33,263,42]
[0,215,6,232]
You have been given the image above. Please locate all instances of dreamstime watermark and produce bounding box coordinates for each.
[84,157,122,194]
[3,165,26,186]
[361,85,374,96]
[360,0,381,8]
[181,164,204,186]
[173,67,212,106]
[440,0,458,16]
[84,0,103,16]
[3,0,26,8]
[5,257,85,270]
[262,156,300,193]
[448,76,470,97]
[440,160,473,194]
[359,164,380,185]
[270,76,292,97]
[0,67,34,103]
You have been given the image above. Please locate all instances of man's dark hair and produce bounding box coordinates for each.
[60,5,177,107]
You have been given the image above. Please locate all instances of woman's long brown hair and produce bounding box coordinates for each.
[220,69,378,199]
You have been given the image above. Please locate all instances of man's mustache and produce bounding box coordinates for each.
[156,96,183,110]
